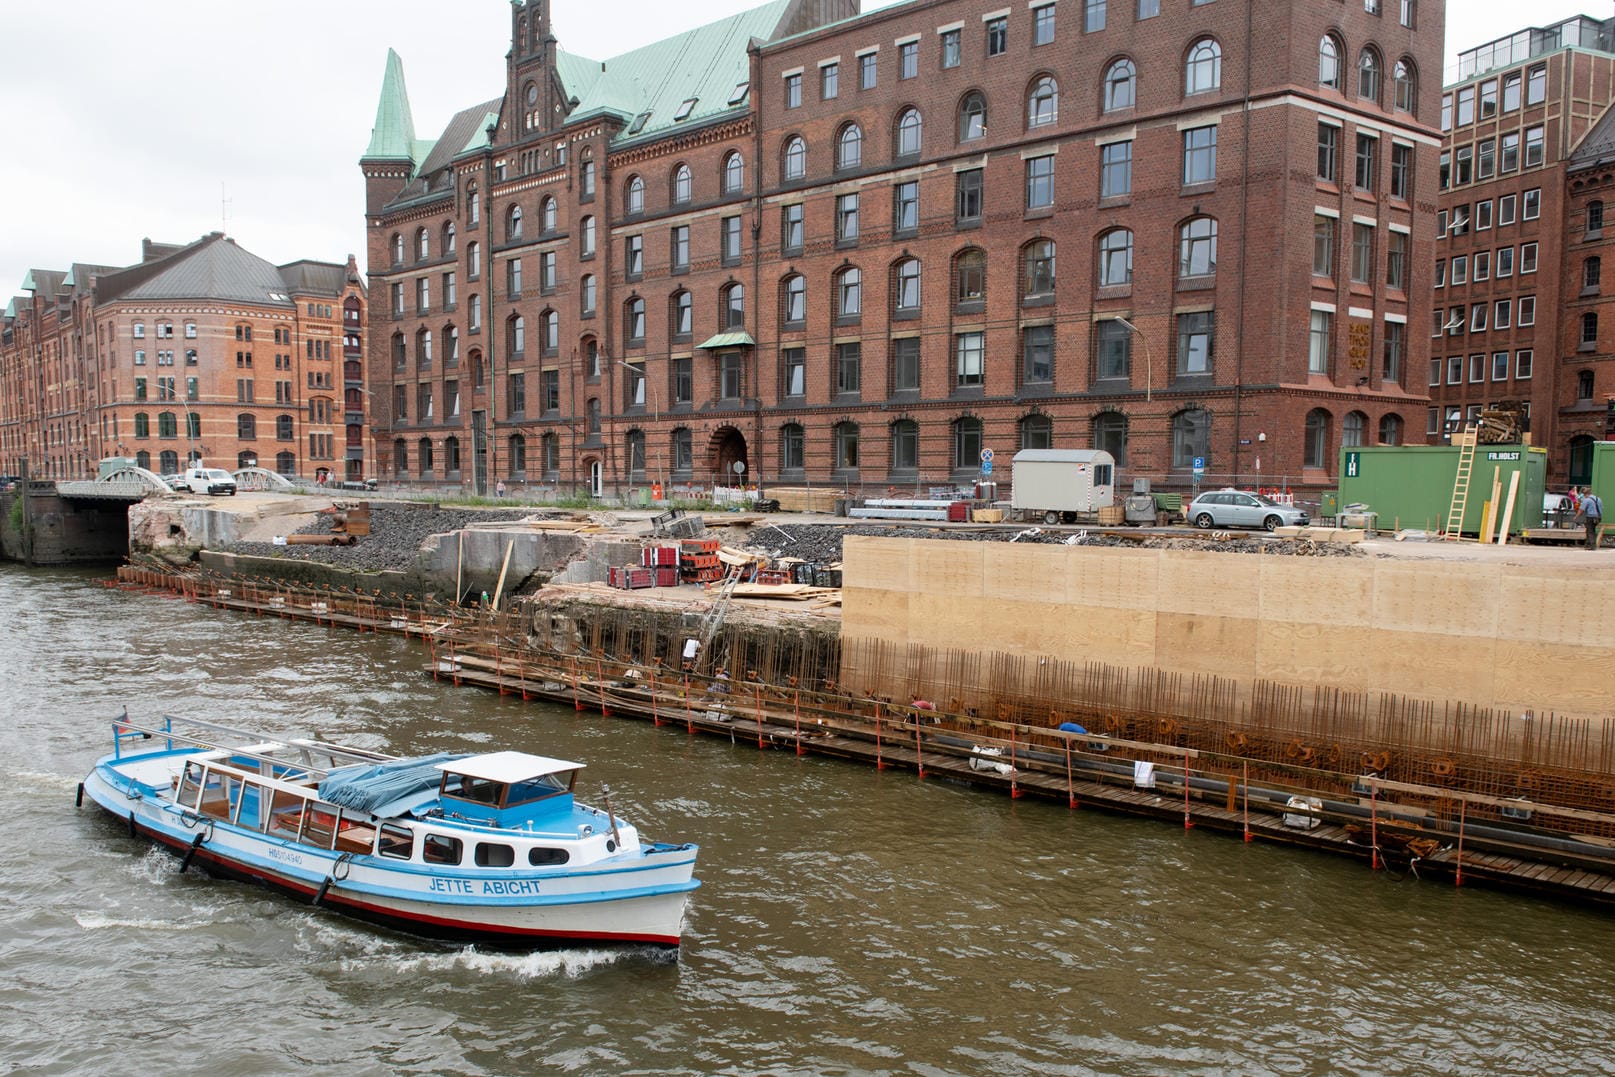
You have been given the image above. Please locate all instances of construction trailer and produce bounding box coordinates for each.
[1337,443,1546,534]
[1008,449,1117,524]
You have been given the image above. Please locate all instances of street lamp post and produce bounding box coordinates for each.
[1107,315,1152,402]
[618,360,665,495]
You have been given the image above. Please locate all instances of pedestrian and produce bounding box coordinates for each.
[1577,488,1604,550]
[496,479,507,499]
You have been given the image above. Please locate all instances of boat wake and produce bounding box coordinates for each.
[340,944,639,980]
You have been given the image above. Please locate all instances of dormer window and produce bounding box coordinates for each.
[628,111,652,135]
[728,82,750,106]
[675,98,698,121]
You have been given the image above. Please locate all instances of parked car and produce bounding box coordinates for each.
[178,466,237,496]
[160,472,186,491]
[1544,492,1574,528]
[1188,489,1310,531]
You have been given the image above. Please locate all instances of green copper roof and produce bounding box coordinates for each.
[20,270,37,292]
[4,298,15,318]
[698,330,756,349]
[561,0,791,143]
[459,111,500,155]
[364,49,420,162]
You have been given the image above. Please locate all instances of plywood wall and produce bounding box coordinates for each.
[840,537,1615,721]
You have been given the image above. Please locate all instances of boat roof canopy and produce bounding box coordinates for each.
[436,751,583,784]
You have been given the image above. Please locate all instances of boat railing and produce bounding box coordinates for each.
[108,715,395,783]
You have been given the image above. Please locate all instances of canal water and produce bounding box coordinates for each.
[3,566,1613,1076]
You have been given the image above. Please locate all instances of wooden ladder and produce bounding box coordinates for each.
[1443,428,1478,540]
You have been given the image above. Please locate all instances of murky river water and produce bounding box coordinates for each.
[3,565,1614,1076]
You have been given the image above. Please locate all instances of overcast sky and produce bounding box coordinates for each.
[0,0,1601,298]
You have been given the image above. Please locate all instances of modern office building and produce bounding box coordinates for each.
[0,234,368,481]
[1432,14,1615,484]
[363,0,1442,497]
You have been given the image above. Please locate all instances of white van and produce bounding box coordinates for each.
[180,467,237,496]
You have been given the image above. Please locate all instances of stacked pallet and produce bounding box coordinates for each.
[607,565,656,589]
[762,486,842,513]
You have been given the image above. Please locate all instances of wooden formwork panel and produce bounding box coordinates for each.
[1370,561,1504,638]
[1156,612,1259,678]
[1492,640,1615,718]
[843,535,913,593]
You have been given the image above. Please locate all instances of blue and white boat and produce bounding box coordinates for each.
[80,716,700,949]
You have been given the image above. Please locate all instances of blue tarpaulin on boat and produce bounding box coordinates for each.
[319,753,469,815]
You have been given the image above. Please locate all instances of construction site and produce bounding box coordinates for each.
[95,453,1615,911]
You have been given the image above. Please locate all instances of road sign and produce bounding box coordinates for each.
[1192,456,1205,476]
[980,448,994,463]
[981,459,993,475]
[1344,450,1361,478]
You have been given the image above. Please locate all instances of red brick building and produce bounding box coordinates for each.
[1,234,368,481]
[1432,14,1615,485]
[364,0,1443,498]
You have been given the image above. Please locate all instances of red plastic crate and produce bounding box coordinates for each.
[654,566,680,587]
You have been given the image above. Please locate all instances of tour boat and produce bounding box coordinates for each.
[80,715,700,949]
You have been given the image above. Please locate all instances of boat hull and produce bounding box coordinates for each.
[83,760,697,950]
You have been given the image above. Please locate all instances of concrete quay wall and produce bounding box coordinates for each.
[839,536,1615,723]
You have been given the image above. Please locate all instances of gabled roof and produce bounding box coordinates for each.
[96,233,295,308]
[384,98,502,211]
[1571,100,1615,171]
[559,0,791,142]
[21,269,65,297]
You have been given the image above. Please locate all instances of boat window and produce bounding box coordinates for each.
[423,833,463,865]
[506,772,573,806]
[443,774,506,806]
[378,823,415,859]
[266,789,307,837]
[301,806,339,849]
[528,847,571,866]
[177,761,206,808]
[474,842,515,867]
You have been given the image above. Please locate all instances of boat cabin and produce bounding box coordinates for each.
[435,751,583,827]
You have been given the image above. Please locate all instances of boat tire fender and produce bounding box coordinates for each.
[128,811,138,838]
[76,783,84,808]
[332,852,353,881]
[178,832,205,874]
[180,809,200,830]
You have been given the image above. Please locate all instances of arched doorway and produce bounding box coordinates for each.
[706,426,749,486]
[1570,435,1595,487]
[585,457,603,498]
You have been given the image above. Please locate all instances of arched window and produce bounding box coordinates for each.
[722,283,745,328]
[467,241,481,279]
[1179,217,1218,279]
[836,267,862,317]
[780,422,806,472]
[507,315,525,357]
[783,136,806,180]
[509,433,527,476]
[723,151,745,194]
[1304,408,1331,468]
[671,289,692,337]
[1586,256,1603,290]
[507,204,523,240]
[1098,229,1133,286]
[469,294,482,331]
[158,411,177,438]
[1094,412,1128,465]
[1025,240,1056,297]
[953,416,984,470]
[277,414,294,440]
[391,233,404,265]
[1358,48,1381,103]
[1104,59,1136,111]
[838,123,863,170]
[894,258,922,312]
[626,298,646,341]
[1319,35,1342,89]
[1379,413,1402,445]
[444,436,461,473]
[626,175,645,214]
[416,327,433,365]
[1343,410,1367,447]
[444,325,459,364]
[1020,413,1053,450]
[417,437,434,475]
[160,450,179,474]
[581,158,596,198]
[832,421,860,471]
[391,331,406,367]
[1171,409,1210,469]
[542,310,559,353]
[134,412,149,438]
[891,419,920,472]
[580,274,596,315]
[580,216,596,256]
[959,92,986,142]
[896,108,922,156]
[541,196,557,232]
[1393,59,1415,112]
[442,220,456,254]
[136,450,151,470]
[541,432,560,476]
[1028,75,1058,127]
[271,450,293,476]
[391,438,408,475]
[672,164,692,204]
[956,249,987,307]
[782,274,806,324]
[1186,38,1221,95]
[416,227,430,261]
[1570,434,1596,485]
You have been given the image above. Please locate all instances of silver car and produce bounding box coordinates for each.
[1188,490,1310,531]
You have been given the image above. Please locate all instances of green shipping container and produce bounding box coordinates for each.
[1589,442,1615,507]
[1337,444,1547,535]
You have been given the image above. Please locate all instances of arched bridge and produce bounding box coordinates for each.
[55,465,296,501]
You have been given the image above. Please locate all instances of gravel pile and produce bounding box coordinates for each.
[719,523,1367,563]
[225,505,541,572]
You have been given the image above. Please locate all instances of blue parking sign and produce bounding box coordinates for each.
[1192,456,1205,475]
